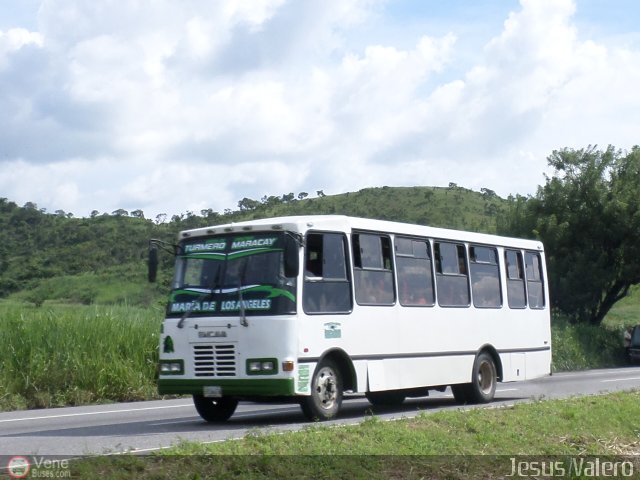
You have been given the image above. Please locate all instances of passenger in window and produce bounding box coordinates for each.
[438,281,453,306]
[378,275,395,304]
[371,278,384,303]
[399,278,411,305]
[306,249,325,278]
[472,276,499,307]
[400,276,428,305]
[359,272,378,303]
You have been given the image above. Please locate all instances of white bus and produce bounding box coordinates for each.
[149,215,551,421]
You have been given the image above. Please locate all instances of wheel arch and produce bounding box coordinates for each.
[316,348,357,392]
[477,344,503,382]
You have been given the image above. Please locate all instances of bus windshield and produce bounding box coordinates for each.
[168,232,296,317]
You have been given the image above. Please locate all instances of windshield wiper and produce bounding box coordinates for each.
[238,258,249,328]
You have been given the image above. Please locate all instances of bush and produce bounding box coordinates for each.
[551,313,628,371]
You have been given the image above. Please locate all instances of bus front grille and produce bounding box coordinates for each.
[193,344,237,377]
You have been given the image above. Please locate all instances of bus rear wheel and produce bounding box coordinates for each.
[451,352,497,404]
[193,395,238,422]
[300,360,343,421]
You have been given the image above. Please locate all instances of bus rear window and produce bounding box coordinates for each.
[505,249,526,309]
[525,252,545,309]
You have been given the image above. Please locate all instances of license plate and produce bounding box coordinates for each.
[203,386,222,398]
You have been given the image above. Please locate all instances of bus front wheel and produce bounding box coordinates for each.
[451,352,497,404]
[300,360,343,421]
[193,395,238,422]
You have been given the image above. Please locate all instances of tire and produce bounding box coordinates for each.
[300,360,343,421]
[452,352,497,404]
[451,383,471,404]
[366,391,406,406]
[193,395,238,422]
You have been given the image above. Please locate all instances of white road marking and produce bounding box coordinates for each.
[555,369,640,379]
[601,377,640,383]
[0,404,193,424]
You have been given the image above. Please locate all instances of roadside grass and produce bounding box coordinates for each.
[0,302,161,410]
[158,391,640,456]
[70,391,640,479]
[604,285,640,329]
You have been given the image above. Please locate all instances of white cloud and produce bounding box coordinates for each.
[0,27,43,51]
[0,0,639,218]
[0,27,43,70]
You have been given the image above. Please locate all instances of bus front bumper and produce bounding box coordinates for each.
[158,378,296,397]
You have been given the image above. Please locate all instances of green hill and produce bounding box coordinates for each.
[238,186,504,232]
[1,186,506,306]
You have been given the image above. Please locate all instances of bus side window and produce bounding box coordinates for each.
[434,242,470,307]
[525,252,545,309]
[353,233,395,305]
[395,237,435,307]
[303,233,352,314]
[505,250,526,309]
[469,246,502,308]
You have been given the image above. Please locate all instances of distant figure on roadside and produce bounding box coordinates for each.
[624,327,633,351]
[626,326,640,365]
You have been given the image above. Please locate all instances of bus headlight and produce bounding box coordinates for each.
[246,358,278,375]
[159,360,184,375]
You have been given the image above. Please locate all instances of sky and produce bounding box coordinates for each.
[1,0,639,219]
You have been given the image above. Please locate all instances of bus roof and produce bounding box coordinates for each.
[178,215,544,251]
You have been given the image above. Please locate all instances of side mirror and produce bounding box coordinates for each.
[283,235,300,278]
[148,244,159,283]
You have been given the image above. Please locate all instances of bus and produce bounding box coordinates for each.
[149,215,551,422]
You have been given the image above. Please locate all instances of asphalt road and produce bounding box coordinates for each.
[1,367,639,458]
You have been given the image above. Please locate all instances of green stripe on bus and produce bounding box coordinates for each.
[157,378,295,396]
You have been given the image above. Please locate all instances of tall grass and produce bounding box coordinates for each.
[0,303,162,410]
[0,291,636,411]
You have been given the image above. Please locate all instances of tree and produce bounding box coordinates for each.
[260,195,282,207]
[281,192,295,203]
[238,197,259,212]
[502,145,640,325]
[481,188,496,198]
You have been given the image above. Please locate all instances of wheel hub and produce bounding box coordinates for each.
[317,368,337,409]
[478,361,494,394]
